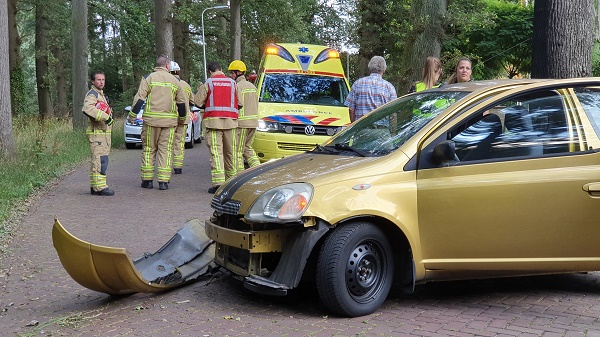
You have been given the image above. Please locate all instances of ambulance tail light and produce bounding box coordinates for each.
[265,44,295,63]
[315,48,340,64]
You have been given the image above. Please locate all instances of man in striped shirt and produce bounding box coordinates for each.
[344,56,397,122]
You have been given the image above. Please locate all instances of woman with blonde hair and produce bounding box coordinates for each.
[446,57,472,84]
[409,56,443,93]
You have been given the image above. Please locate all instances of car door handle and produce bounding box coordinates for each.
[583,183,600,197]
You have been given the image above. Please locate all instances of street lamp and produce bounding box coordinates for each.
[202,5,229,81]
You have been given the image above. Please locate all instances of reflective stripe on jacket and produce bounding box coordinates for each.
[132,67,186,128]
[82,85,112,135]
[236,76,259,128]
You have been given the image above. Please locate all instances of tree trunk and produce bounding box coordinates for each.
[400,0,447,93]
[8,0,24,117]
[356,0,387,77]
[230,0,241,60]
[0,0,15,157]
[155,0,173,57]
[52,46,68,118]
[35,0,52,118]
[173,0,189,80]
[532,0,593,78]
[72,0,88,129]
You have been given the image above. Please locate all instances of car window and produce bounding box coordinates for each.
[260,74,349,106]
[450,89,585,162]
[573,87,600,136]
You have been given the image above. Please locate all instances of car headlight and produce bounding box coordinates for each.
[257,119,279,132]
[245,183,313,223]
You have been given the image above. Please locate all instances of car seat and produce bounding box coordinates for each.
[460,114,503,161]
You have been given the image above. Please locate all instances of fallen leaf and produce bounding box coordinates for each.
[25,320,39,327]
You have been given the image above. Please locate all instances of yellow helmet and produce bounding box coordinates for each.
[228,60,246,72]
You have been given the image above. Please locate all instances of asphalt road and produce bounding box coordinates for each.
[1,143,600,336]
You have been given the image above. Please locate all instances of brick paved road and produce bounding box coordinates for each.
[1,144,600,336]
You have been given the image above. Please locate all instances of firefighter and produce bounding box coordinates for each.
[169,61,194,174]
[228,60,260,171]
[130,54,187,190]
[82,71,115,196]
[194,61,242,194]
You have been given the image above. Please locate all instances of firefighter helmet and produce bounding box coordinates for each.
[170,61,181,73]
[228,60,247,72]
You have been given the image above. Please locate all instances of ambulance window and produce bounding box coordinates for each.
[260,74,348,107]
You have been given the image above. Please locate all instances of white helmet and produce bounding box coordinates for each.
[169,61,181,73]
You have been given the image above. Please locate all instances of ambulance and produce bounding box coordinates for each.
[253,43,351,162]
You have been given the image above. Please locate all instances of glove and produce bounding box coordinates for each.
[95,101,110,113]
[105,116,114,126]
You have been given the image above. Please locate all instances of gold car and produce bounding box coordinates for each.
[206,78,600,317]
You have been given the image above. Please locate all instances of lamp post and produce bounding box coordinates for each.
[202,5,229,81]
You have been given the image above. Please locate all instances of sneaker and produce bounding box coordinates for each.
[159,182,169,190]
[174,168,182,174]
[141,180,153,189]
[92,187,115,196]
[208,185,220,194]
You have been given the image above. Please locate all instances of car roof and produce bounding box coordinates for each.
[435,79,544,92]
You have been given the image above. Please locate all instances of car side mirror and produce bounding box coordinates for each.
[432,140,456,164]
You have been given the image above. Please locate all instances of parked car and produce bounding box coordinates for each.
[124,103,202,149]
[206,78,600,317]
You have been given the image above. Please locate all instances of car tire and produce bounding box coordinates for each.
[316,222,394,317]
[125,142,136,149]
[185,140,193,149]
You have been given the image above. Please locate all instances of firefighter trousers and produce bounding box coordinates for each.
[88,132,111,192]
[141,124,175,183]
[206,128,236,187]
[235,127,260,171]
[173,123,187,169]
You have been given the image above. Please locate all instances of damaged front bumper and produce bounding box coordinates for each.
[205,215,330,296]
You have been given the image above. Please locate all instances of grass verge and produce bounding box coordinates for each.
[0,116,124,254]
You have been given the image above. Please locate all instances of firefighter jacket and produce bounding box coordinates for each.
[82,85,112,135]
[175,75,194,124]
[235,75,259,128]
[195,71,242,130]
[131,67,187,128]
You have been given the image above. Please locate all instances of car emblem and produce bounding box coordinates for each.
[305,125,315,135]
[219,191,228,204]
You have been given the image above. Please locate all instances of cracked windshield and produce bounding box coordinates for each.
[321,91,469,156]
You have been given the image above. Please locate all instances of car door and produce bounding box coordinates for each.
[415,85,600,272]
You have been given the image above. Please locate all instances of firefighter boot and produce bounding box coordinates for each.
[159,182,169,190]
[141,180,153,189]
[174,168,182,174]
[91,187,115,196]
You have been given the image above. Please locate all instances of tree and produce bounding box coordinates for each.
[0,0,15,157]
[532,0,594,78]
[35,0,52,118]
[231,0,242,60]
[155,0,173,57]
[72,0,88,129]
[443,0,533,80]
[401,0,447,91]
[8,0,25,116]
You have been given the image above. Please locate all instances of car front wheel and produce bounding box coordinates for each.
[316,222,394,317]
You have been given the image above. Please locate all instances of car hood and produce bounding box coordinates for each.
[215,152,407,213]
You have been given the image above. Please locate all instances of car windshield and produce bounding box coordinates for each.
[259,73,349,107]
[320,91,469,156]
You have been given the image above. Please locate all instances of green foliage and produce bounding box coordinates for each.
[593,42,600,77]
[443,0,533,79]
[0,117,125,241]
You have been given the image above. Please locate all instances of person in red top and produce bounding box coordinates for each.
[195,62,243,193]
